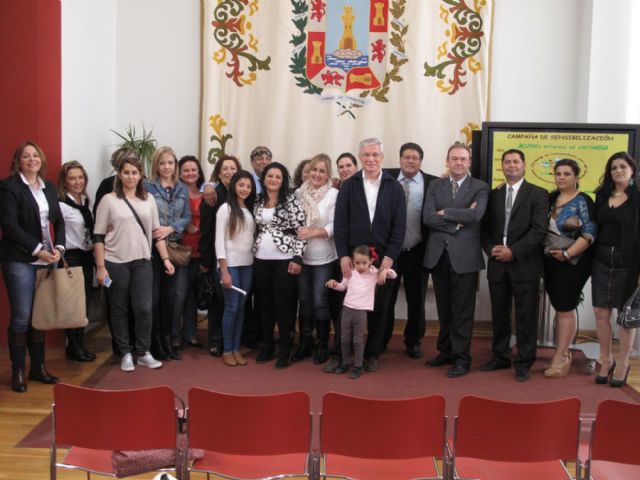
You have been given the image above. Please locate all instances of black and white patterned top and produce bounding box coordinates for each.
[253,193,307,263]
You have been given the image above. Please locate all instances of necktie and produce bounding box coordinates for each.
[451,180,459,199]
[503,186,513,241]
[402,178,410,207]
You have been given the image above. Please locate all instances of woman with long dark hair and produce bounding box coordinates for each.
[542,159,597,377]
[592,152,640,387]
[216,171,256,366]
[57,160,96,362]
[0,141,64,392]
[199,155,241,357]
[253,162,306,368]
[94,155,175,372]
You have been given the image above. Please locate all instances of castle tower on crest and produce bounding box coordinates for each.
[339,6,357,51]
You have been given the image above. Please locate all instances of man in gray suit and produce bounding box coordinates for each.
[423,143,489,377]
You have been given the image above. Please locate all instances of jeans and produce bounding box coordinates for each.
[106,259,153,354]
[1,262,41,333]
[298,261,335,345]
[220,265,253,353]
[172,258,201,342]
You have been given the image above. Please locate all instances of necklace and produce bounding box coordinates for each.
[612,191,624,197]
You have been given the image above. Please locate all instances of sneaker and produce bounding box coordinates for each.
[120,353,135,372]
[349,367,363,379]
[138,352,162,369]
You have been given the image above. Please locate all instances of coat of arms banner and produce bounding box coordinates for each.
[201,0,493,175]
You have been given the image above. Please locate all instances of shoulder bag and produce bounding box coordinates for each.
[32,256,88,330]
[617,284,640,329]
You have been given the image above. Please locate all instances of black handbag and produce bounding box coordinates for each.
[617,284,640,329]
[195,269,215,311]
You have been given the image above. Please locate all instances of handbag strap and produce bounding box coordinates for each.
[122,197,151,247]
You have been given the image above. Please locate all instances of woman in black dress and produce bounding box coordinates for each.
[542,159,597,378]
[592,152,640,387]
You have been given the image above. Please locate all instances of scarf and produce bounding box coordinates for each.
[63,194,94,236]
[298,180,331,227]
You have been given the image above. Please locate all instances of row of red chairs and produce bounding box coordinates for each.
[50,384,640,480]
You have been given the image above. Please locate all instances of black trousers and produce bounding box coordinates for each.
[253,259,298,355]
[364,279,394,360]
[489,273,540,368]
[431,250,477,367]
[384,243,428,348]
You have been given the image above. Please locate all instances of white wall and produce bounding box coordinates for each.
[61,0,117,196]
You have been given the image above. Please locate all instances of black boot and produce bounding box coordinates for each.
[8,329,28,393]
[27,328,59,384]
[151,333,170,360]
[291,341,313,362]
[76,328,96,361]
[164,334,181,360]
[65,329,92,362]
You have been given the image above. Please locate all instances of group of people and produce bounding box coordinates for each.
[0,138,637,393]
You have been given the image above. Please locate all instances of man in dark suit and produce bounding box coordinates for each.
[334,137,407,372]
[423,143,489,378]
[384,142,437,359]
[481,148,548,382]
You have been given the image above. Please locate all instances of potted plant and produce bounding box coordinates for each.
[111,124,157,176]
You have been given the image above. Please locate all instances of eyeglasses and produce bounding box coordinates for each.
[360,152,382,159]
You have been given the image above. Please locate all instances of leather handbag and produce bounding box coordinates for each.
[32,258,88,330]
[165,240,192,267]
[617,284,640,329]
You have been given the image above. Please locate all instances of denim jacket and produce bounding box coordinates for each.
[144,179,191,241]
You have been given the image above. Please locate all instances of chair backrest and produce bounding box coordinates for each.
[454,395,581,462]
[590,399,640,465]
[187,388,311,455]
[321,392,446,459]
[52,383,177,451]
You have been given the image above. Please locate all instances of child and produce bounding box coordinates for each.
[325,245,397,378]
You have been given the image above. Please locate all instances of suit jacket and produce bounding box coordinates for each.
[481,180,549,282]
[0,175,65,263]
[385,168,437,245]
[334,170,406,262]
[423,176,489,273]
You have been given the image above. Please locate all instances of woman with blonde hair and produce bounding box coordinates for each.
[292,154,339,364]
[57,160,96,362]
[145,146,191,360]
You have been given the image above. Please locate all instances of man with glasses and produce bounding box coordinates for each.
[249,146,272,195]
[383,142,437,359]
[333,138,406,372]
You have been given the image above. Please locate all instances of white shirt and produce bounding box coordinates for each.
[19,173,55,264]
[255,207,291,260]
[503,177,524,245]
[362,170,383,223]
[215,204,255,267]
[295,188,338,265]
[60,194,92,251]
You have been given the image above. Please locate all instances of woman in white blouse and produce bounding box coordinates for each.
[57,161,96,362]
[215,171,257,366]
[293,154,339,364]
[94,154,175,372]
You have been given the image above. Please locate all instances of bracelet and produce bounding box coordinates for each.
[562,250,571,260]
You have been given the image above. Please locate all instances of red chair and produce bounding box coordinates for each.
[320,392,447,480]
[450,395,581,480]
[584,399,640,479]
[51,383,181,479]
[187,388,313,479]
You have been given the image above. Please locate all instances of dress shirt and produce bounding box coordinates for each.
[362,169,383,223]
[503,177,524,245]
[398,171,423,249]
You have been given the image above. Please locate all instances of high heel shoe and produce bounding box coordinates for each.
[609,365,630,388]
[544,351,571,378]
[595,360,616,384]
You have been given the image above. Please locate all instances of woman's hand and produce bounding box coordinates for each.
[96,266,109,286]
[163,258,175,275]
[220,269,233,289]
[186,223,199,234]
[549,249,566,262]
[153,226,174,240]
[288,262,302,275]
[37,250,59,264]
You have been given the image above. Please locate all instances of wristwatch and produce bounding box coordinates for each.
[562,250,571,260]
